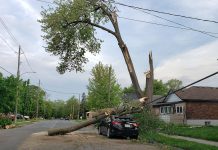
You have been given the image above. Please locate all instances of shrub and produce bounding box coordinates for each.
[133,108,166,142]
[0,118,12,128]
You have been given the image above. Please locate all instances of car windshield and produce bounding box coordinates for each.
[114,116,133,121]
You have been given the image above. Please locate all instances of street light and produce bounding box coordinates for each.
[14,71,36,123]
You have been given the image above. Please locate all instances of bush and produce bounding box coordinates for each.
[135,108,165,133]
[0,118,12,128]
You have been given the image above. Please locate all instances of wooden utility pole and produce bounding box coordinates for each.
[77,94,80,119]
[108,65,112,107]
[36,79,40,119]
[15,45,21,123]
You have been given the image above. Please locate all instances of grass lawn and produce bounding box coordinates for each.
[141,132,218,150]
[162,125,218,142]
[14,119,43,127]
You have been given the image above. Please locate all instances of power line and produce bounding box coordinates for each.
[21,48,35,73]
[114,2,218,24]
[44,88,80,95]
[36,0,55,4]
[118,16,218,34]
[118,16,218,35]
[0,17,19,46]
[0,65,14,75]
[128,8,218,38]
[0,34,17,53]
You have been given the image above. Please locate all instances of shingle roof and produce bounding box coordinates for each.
[176,86,218,101]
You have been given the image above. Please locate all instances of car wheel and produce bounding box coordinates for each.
[131,135,138,139]
[98,127,102,135]
[107,128,112,138]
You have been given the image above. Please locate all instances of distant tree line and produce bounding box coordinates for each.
[0,72,45,118]
[0,72,87,119]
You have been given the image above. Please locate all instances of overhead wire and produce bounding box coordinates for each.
[114,2,218,24]
[0,34,17,53]
[136,10,218,38]
[0,17,19,46]
[118,16,218,35]
[0,65,15,75]
[36,0,55,4]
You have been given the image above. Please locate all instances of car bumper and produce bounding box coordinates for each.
[110,128,139,137]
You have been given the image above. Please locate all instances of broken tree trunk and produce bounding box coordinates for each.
[145,52,154,103]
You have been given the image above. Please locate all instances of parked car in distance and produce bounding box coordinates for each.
[17,114,24,119]
[65,117,70,120]
[98,115,139,139]
[24,116,30,120]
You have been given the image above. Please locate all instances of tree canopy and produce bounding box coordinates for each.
[39,0,143,98]
[165,79,183,91]
[87,62,122,110]
[39,0,113,73]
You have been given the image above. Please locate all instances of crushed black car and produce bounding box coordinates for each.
[98,115,139,139]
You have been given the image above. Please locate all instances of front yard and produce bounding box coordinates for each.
[162,125,218,142]
[140,132,218,150]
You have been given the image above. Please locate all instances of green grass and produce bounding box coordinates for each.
[14,119,42,127]
[162,125,218,142]
[141,132,218,150]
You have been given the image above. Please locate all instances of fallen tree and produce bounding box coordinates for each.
[48,98,147,136]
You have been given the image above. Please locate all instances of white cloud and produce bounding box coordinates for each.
[155,40,218,85]
[15,0,41,19]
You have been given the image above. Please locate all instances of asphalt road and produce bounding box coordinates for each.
[0,120,76,150]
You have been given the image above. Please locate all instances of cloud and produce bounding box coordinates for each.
[155,40,218,85]
[15,0,41,19]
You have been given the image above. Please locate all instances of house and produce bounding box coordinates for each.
[152,86,218,126]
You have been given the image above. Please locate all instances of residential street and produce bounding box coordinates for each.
[0,120,78,150]
[0,120,159,150]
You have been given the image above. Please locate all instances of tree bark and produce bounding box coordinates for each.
[145,52,154,102]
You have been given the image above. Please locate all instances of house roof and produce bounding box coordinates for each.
[176,86,218,101]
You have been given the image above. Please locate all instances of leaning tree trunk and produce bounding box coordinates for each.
[100,6,144,98]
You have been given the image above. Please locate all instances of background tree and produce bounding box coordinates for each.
[153,79,168,96]
[65,96,79,119]
[123,85,136,94]
[39,0,143,98]
[87,62,122,110]
[165,79,183,91]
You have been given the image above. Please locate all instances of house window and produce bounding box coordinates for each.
[160,106,172,114]
[176,106,183,114]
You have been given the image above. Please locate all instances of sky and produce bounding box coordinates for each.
[0,0,217,100]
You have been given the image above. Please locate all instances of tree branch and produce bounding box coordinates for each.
[67,20,116,36]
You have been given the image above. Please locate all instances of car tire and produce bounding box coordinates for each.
[107,128,112,138]
[131,135,138,139]
[98,126,102,135]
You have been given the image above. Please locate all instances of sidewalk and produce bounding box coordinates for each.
[160,133,218,147]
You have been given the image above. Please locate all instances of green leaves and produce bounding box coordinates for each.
[39,0,112,73]
[87,62,122,110]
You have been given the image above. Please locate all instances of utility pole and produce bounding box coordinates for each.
[108,65,112,107]
[77,94,80,119]
[15,45,21,123]
[36,79,40,119]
